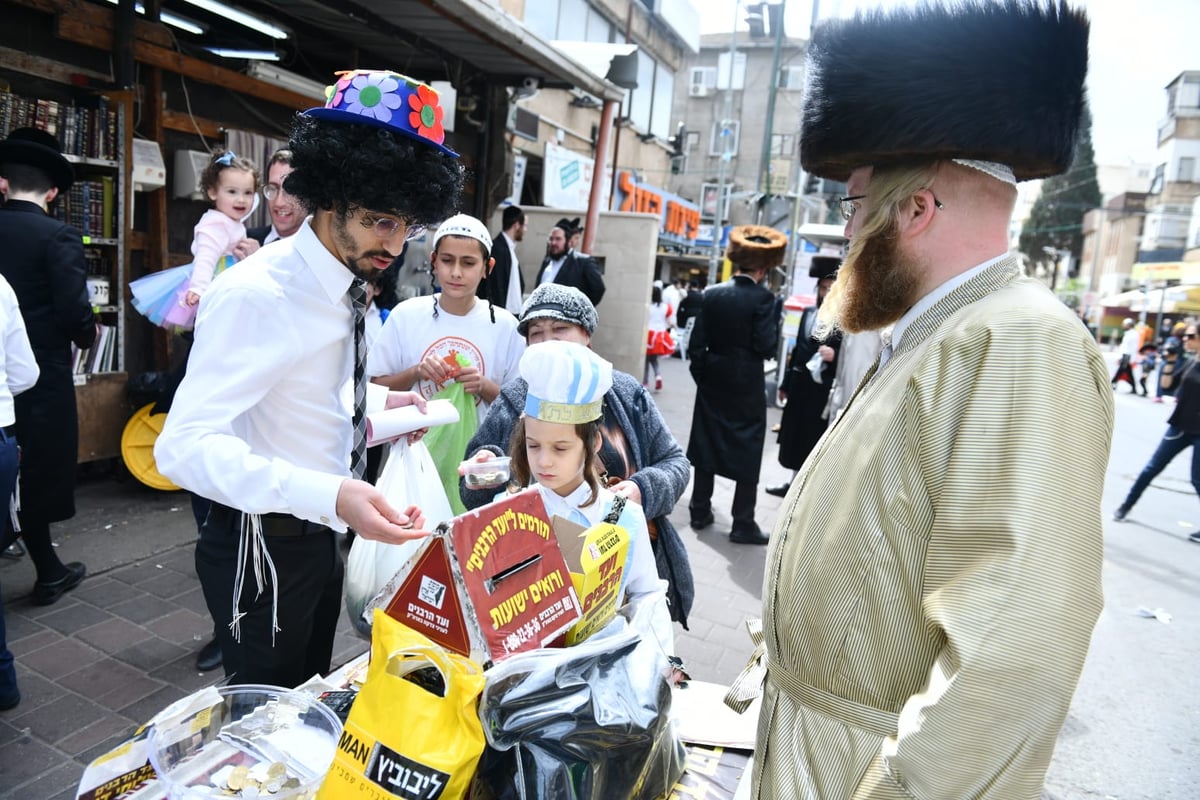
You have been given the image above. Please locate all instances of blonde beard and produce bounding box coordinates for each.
[815,227,923,339]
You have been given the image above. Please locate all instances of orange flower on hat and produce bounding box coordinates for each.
[408,84,445,145]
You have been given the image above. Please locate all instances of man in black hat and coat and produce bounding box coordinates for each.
[686,224,782,545]
[535,217,605,306]
[0,128,96,605]
[765,255,841,497]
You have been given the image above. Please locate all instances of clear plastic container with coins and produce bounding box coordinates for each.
[146,684,341,799]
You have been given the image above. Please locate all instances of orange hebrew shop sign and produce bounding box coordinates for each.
[616,170,701,244]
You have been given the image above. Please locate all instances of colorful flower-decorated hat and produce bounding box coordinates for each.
[304,69,457,157]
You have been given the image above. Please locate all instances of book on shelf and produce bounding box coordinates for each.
[72,324,116,375]
[0,90,117,161]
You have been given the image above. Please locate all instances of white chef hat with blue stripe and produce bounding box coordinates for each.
[520,341,612,424]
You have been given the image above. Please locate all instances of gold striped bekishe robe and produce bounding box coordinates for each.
[756,257,1113,800]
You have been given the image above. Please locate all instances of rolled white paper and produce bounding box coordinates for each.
[365,399,460,446]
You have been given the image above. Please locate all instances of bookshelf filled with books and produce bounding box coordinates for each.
[1,88,130,462]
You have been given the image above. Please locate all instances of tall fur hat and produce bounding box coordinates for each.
[800,0,1089,182]
[726,225,788,273]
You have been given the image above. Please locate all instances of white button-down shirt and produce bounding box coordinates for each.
[0,274,38,426]
[156,220,372,531]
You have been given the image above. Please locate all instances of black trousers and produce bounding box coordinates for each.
[197,504,344,688]
[689,469,759,533]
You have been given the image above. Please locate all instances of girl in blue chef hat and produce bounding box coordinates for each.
[506,340,660,603]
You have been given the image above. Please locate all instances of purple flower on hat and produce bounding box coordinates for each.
[344,72,403,123]
[327,71,355,106]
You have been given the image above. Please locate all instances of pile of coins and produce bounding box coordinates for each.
[464,469,508,487]
[216,762,308,798]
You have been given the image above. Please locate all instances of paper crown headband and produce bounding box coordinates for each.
[520,341,612,425]
[800,0,1089,183]
[304,69,458,157]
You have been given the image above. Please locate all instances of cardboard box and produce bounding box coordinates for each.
[370,488,582,666]
[552,514,631,645]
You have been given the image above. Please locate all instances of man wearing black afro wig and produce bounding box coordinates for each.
[157,70,463,688]
[749,3,1113,798]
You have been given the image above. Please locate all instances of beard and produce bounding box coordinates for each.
[331,213,395,282]
[817,223,923,336]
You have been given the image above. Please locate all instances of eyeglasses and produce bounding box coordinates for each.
[1185,333,1198,339]
[836,192,945,222]
[262,184,292,201]
[837,195,866,221]
[358,211,426,242]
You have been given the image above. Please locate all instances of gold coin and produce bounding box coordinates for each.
[267,761,287,779]
[227,765,250,791]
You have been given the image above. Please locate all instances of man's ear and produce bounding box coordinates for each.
[898,189,939,240]
[44,186,59,205]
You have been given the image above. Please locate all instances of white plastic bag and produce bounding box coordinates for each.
[344,440,455,636]
[806,351,825,384]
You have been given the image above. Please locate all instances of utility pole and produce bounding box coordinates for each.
[755,0,787,209]
[708,3,740,287]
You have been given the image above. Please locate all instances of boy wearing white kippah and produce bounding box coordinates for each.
[506,341,660,603]
[369,214,525,511]
[368,214,524,413]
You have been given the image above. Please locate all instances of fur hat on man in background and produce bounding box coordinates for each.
[726,225,788,274]
[809,255,841,281]
[800,0,1089,183]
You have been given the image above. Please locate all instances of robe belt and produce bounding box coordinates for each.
[724,619,899,739]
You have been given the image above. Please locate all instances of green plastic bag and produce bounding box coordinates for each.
[422,365,479,516]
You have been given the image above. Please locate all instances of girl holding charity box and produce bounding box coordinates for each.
[130,151,260,330]
[505,340,660,603]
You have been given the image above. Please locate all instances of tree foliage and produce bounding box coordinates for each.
[1018,105,1103,278]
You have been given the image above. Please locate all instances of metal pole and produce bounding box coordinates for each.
[584,99,617,255]
[708,4,740,287]
[756,0,787,200]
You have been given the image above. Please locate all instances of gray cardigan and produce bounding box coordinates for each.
[460,370,695,627]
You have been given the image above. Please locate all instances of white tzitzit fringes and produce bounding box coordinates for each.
[229,513,281,645]
[8,472,20,534]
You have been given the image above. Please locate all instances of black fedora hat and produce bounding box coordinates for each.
[809,255,841,280]
[0,128,74,191]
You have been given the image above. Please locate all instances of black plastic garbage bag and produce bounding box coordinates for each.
[471,590,685,800]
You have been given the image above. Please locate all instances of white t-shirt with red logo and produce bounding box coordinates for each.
[366,294,525,424]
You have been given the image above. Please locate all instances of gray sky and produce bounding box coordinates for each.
[694,0,1198,168]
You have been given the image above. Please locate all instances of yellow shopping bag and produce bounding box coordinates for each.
[318,609,486,800]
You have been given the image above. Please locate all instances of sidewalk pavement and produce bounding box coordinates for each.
[0,353,791,797]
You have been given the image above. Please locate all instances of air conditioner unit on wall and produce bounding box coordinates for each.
[173,150,210,200]
[689,85,709,98]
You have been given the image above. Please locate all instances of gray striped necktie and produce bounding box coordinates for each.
[348,279,368,481]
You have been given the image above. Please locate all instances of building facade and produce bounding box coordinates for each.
[669,32,809,247]
[1142,71,1200,256]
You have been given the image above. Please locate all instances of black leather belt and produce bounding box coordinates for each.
[259,512,328,537]
[207,504,327,537]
